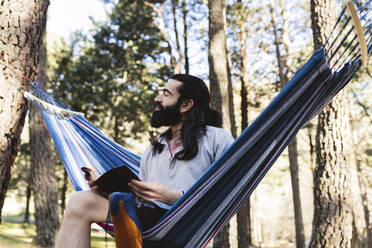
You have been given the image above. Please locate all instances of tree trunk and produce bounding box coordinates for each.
[23,180,32,225]
[307,123,316,171]
[351,213,360,248]
[237,202,251,247]
[236,0,251,246]
[226,52,237,138]
[213,224,230,248]
[240,75,248,132]
[288,139,305,248]
[310,1,354,247]
[60,168,68,217]
[0,0,50,222]
[237,77,251,247]
[270,1,305,247]
[208,0,232,133]
[238,0,249,134]
[30,38,59,246]
[182,0,189,74]
[356,160,371,248]
[172,0,183,74]
[310,94,353,248]
[209,0,231,246]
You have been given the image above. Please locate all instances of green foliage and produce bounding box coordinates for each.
[48,0,171,145]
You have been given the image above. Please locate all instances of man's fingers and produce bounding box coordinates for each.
[84,173,91,181]
[132,189,152,201]
[88,180,97,188]
[130,180,154,191]
[129,183,145,195]
[131,186,152,197]
[90,185,99,191]
[129,183,156,200]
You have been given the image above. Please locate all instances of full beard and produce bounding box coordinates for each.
[151,102,182,128]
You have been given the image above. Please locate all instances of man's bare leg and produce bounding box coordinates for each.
[55,190,109,248]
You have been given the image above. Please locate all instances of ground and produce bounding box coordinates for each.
[0,215,115,248]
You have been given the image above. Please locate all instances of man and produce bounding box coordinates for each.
[55,74,234,248]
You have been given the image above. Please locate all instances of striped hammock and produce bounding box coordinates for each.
[26,1,371,247]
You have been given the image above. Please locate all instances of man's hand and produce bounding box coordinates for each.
[128,180,182,206]
[82,167,99,191]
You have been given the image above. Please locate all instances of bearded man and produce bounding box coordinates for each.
[55,74,234,248]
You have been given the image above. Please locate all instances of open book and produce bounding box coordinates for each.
[81,166,139,195]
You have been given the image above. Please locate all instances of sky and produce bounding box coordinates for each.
[47,0,107,38]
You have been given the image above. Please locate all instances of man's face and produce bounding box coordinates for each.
[151,79,183,128]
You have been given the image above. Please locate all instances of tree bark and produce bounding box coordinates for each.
[0,0,50,222]
[237,72,251,246]
[172,0,183,74]
[209,0,231,246]
[237,202,251,247]
[356,160,371,248]
[307,123,316,171]
[60,168,68,218]
[236,1,251,246]
[310,1,354,246]
[181,0,189,74]
[213,224,230,248]
[23,180,32,225]
[310,95,353,248]
[30,38,59,246]
[208,0,232,133]
[240,75,248,132]
[226,52,237,138]
[310,0,338,65]
[238,0,249,134]
[351,213,360,248]
[288,139,305,248]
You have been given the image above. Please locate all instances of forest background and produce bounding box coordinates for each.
[0,0,371,247]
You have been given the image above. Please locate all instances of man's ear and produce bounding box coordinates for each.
[180,99,194,113]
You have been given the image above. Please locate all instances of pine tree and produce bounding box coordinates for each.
[49,0,171,145]
[30,38,59,246]
[0,0,50,221]
[209,0,233,246]
[310,0,353,246]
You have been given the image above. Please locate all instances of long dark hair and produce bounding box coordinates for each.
[152,74,222,160]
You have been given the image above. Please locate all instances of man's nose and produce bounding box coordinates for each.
[155,95,161,102]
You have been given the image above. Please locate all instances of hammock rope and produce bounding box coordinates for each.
[324,0,371,70]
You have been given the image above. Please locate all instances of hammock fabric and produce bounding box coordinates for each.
[27,1,371,247]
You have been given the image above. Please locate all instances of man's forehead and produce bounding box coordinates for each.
[162,79,182,94]
[166,78,182,87]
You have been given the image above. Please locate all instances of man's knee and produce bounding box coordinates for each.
[63,190,109,222]
[64,191,95,219]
